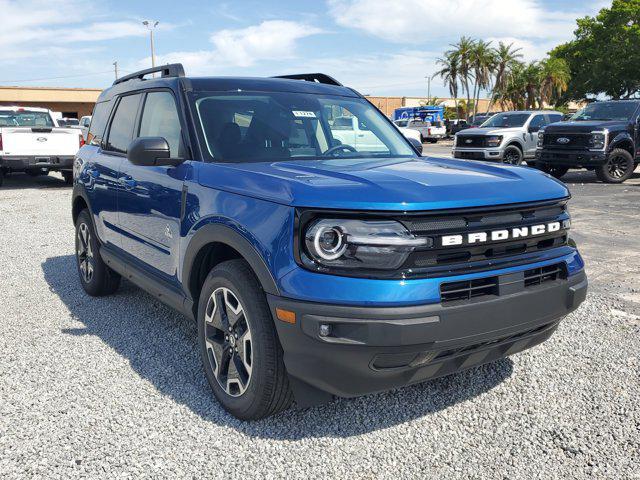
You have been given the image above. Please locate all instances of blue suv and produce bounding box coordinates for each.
[72,64,587,420]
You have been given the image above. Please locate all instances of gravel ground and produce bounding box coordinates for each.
[0,171,639,479]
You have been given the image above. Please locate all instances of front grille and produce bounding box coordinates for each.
[456,135,485,147]
[543,133,591,150]
[454,151,485,160]
[440,262,566,304]
[399,201,570,277]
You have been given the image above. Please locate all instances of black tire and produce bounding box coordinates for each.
[596,149,635,183]
[75,209,121,296]
[502,145,523,165]
[62,171,73,185]
[197,259,293,420]
[535,163,569,179]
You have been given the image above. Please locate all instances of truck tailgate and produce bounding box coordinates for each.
[1,127,80,156]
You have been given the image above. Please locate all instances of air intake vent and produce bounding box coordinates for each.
[524,264,565,287]
[440,276,499,303]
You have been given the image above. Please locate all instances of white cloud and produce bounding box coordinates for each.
[151,20,324,74]
[327,0,604,58]
[0,0,169,62]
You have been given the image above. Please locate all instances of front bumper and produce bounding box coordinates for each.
[0,155,75,172]
[452,147,503,161]
[269,269,587,401]
[535,149,607,167]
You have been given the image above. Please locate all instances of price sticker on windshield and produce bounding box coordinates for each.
[292,111,317,118]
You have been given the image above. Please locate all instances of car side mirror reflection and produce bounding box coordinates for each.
[407,137,423,155]
[127,137,183,167]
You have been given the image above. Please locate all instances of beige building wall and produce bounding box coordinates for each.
[0,86,102,118]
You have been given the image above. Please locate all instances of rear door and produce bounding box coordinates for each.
[118,89,191,287]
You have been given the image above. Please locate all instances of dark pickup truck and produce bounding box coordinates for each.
[535,100,640,183]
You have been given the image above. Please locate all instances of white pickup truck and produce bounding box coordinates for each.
[0,106,83,186]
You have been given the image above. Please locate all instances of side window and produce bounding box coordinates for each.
[529,115,546,130]
[547,114,563,124]
[88,100,113,146]
[139,91,184,157]
[105,94,142,153]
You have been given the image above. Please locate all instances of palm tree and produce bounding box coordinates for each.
[449,36,476,119]
[470,40,495,118]
[435,51,460,116]
[489,42,523,111]
[522,62,542,109]
[539,57,571,106]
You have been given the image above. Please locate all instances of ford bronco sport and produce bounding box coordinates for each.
[72,64,587,420]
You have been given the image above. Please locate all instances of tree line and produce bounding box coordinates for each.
[434,37,570,120]
[434,0,640,120]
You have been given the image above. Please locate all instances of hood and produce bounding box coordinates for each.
[543,120,628,134]
[458,127,523,136]
[198,157,569,211]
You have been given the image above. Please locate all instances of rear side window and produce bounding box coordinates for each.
[105,94,142,153]
[88,101,113,145]
[138,91,184,157]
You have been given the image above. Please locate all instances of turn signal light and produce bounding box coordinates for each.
[275,308,296,324]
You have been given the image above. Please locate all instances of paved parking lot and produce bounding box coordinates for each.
[0,168,638,479]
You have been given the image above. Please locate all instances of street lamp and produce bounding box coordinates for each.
[142,20,159,69]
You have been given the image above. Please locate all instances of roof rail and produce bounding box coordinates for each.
[113,63,185,86]
[272,73,343,86]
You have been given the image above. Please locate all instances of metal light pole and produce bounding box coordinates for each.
[142,20,159,70]
[425,74,432,103]
[113,61,119,80]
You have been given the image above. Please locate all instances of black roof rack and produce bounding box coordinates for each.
[272,73,343,86]
[113,63,185,86]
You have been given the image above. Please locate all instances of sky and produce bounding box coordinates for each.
[0,0,610,97]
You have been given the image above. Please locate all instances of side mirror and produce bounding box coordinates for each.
[127,137,182,167]
[407,137,423,155]
[528,125,540,133]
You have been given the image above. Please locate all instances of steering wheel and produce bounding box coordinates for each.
[323,144,358,156]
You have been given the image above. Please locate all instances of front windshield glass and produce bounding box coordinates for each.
[192,92,415,163]
[481,113,530,128]
[571,102,638,122]
[0,110,54,127]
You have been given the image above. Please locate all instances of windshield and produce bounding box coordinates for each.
[64,118,79,126]
[192,92,415,163]
[571,102,638,122]
[0,110,54,127]
[472,116,488,126]
[481,113,530,128]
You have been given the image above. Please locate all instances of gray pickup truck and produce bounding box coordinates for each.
[453,111,564,165]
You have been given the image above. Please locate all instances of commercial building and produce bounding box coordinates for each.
[0,86,102,118]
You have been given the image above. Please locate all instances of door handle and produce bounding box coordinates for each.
[122,176,136,189]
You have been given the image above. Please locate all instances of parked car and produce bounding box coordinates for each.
[535,100,640,183]
[467,113,495,128]
[72,64,587,420]
[0,106,84,186]
[79,115,91,141]
[453,111,564,165]
[393,122,423,152]
[446,118,469,137]
[57,117,80,127]
[393,118,445,143]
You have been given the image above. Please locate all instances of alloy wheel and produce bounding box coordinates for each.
[607,155,629,179]
[204,287,253,397]
[77,223,94,283]
[503,149,522,165]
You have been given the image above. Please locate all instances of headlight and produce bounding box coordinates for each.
[589,132,606,150]
[486,135,502,147]
[303,219,431,272]
[537,131,544,148]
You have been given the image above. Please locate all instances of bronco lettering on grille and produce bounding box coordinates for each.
[440,221,563,247]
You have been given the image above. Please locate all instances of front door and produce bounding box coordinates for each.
[524,114,546,157]
[118,90,190,287]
